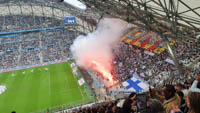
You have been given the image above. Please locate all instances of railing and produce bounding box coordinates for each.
[30,99,95,113]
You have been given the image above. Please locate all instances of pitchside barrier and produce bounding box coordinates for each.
[30,99,94,113]
[55,99,118,113]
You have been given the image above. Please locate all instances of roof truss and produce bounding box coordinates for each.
[81,0,200,40]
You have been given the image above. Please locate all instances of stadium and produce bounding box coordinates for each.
[0,0,199,113]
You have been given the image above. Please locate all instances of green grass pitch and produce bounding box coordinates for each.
[0,62,95,113]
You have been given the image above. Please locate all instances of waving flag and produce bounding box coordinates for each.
[122,77,149,93]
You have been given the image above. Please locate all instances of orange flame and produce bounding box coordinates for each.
[92,60,114,83]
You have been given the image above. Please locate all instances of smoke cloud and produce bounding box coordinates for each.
[70,18,128,71]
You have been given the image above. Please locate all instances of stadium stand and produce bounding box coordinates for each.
[113,40,199,87]
[0,14,199,113]
[0,0,199,113]
[0,15,77,72]
[61,75,200,113]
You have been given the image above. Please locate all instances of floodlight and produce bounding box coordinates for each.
[63,0,87,10]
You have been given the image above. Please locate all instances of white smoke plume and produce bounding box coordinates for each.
[70,18,128,71]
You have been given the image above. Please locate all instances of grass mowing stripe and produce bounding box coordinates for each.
[48,67,52,108]
[0,62,94,113]
[71,68,84,102]
[25,71,42,113]
[0,74,17,113]
[50,65,61,107]
[37,70,50,112]
[0,72,10,85]
[8,72,27,112]
[13,71,32,113]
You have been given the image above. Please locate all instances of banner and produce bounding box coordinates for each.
[64,16,76,25]
[121,27,176,54]
[122,77,149,93]
[78,78,85,86]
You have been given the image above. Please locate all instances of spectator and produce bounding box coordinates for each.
[121,92,136,113]
[176,91,188,113]
[141,99,165,113]
[176,84,185,92]
[1,16,200,113]
[163,85,181,113]
[189,74,200,92]
[186,92,200,113]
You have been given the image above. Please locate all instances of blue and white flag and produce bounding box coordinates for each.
[122,77,149,93]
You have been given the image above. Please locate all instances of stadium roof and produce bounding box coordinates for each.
[0,0,100,33]
[81,0,200,40]
[0,0,199,40]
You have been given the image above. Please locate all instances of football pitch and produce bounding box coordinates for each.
[0,62,95,113]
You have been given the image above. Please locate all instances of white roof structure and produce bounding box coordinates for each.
[144,0,200,28]
[81,0,200,40]
[63,0,87,10]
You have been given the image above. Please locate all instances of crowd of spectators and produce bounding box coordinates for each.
[0,15,199,113]
[172,39,200,67]
[0,16,77,71]
[0,15,62,32]
[0,29,76,71]
[112,40,199,87]
[59,27,199,113]
[0,15,72,70]
[63,74,200,113]
[1,15,199,85]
